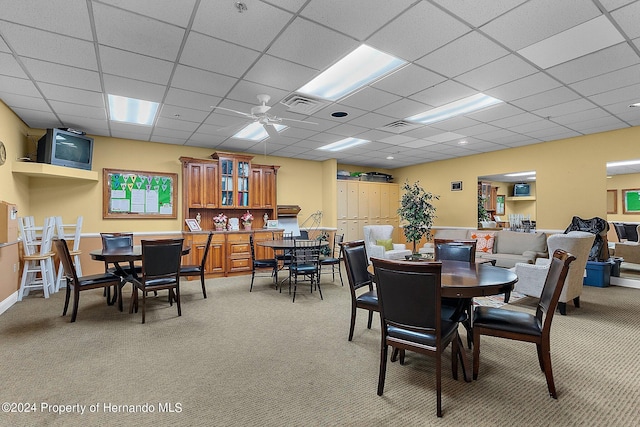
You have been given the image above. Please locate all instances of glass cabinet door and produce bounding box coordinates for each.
[238,160,249,207]
[221,159,233,206]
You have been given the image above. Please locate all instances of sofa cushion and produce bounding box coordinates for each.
[470,231,495,253]
[434,229,469,240]
[494,230,547,255]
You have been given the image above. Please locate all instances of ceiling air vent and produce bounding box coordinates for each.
[280,93,328,115]
[379,120,422,134]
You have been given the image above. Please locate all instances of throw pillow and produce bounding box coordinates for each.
[376,239,393,251]
[471,232,495,253]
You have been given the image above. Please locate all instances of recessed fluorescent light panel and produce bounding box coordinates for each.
[297,44,406,101]
[318,137,369,152]
[406,93,503,125]
[606,160,640,168]
[504,171,536,177]
[233,122,287,141]
[108,94,159,126]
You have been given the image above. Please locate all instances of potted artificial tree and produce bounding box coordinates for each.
[398,180,439,256]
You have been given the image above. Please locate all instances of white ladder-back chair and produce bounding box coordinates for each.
[18,216,57,300]
[54,216,83,291]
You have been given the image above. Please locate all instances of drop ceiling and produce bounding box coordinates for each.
[1,0,639,171]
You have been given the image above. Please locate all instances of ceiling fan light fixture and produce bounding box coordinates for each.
[233,122,286,141]
[297,44,406,101]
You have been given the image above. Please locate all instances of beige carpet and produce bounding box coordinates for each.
[1,269,639,426]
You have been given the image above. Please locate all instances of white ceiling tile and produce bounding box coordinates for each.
[480,0,601,51]
[0,0,93,39]
[49,100,106,120]
[105,0,198,27]
[164,88,221,112]
[510,86,581,111]
[92,2,184,61]
[1,92,49,111]
[0,75,39,97]
[432,0,528,27]
[180,32,260,78]
[348,112,397,129]
[611,1,640,39]
[171,65,237,97]
[243,55,318,92]
[491,112,543,128]
[367,2,470,61]
[485,72,562,102]
[102,75,166,102]
[158,105,209,123]
[1,22,98,70]
[372,64,446,98]
[99,46,174,85]
[38,83,104,108]
[547,43,640,84]
[10,107,60,128]
[267,18,358,70]
[599,0,637,11]
[455,54,538,91]
[300,0,414,40]
[379,134,416,145]
[466,103,524,122]
[409,80,476,108]
[340,87,401,111]
[533,98,596,119]
[569,65,640,96]
[426,132,467,142]
[375,98,431,119]
[417,32,509,77]
[0,52,28,78]
[551,108,612,126]
[20,57,101,92]
[590,83,640,107]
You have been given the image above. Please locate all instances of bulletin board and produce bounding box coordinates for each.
[623,189,640,214]
[103,168,177,219]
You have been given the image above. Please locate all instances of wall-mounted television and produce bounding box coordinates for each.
[37,128,94,170]
[513,183,531,197]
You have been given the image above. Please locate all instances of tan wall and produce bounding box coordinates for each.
[0,101,31,218]
[607,173,640,222]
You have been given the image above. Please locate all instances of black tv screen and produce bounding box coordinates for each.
[37,128,93,170]
[513,183,530,197]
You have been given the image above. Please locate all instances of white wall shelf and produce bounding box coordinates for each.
[11,161,99,181]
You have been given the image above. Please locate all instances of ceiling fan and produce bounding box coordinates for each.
[211,94,317,138]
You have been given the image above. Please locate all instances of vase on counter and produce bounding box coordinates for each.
[244,222,252,230]
[215,223,225,231]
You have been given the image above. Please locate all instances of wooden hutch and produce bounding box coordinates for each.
[180,152,280,278]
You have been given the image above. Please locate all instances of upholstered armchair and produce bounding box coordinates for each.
[362,225,412,261]
[512,231,595,315]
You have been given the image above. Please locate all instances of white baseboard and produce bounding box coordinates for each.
[0,291,18,316]
[610,277,640,289]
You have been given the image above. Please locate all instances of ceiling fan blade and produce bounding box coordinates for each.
[211,106,254,118]
[278,117,318,125]
[263,123,280,138]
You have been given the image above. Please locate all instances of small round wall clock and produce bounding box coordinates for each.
[0,141,6,166]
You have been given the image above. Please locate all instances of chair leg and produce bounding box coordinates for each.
[63,283,71,316]
[70,289,80,323]
[348,305,356,341]
[316,275,323,300]
[367,310,373,329]
[436,350,443,417]
[504,290,511,303]
[540,338,557,398]
[377,343,388,396]
[573,296,580,308]
[536,343,545,371]
[558,302,567,315]
[338,264,343,286]
[451,334,459,381]
[200,272,207,298]
[250,270,256,292]
[141,288,146,324]
[175,284,182,317]
[472,329,481,381]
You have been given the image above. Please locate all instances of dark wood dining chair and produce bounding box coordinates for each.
[100,232,140,304]
[249,234,278,291]
[130,238,184,324]
[289,239,322,302]
[341,240,378,341]
[319,233,344,286]
[372,257,466,417]
[472,249,576,399]
[54,238,123,323]
[179,231,213,298]
[434,239,477,348]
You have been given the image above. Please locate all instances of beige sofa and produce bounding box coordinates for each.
[421,229,548,268]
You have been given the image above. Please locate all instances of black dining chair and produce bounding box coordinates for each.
[289,239,322,302]
[54,238,123,323]
[342,240,378,341]
[130,238,184,324]
[319,233,344,286]
[100,232,141,304]
[472,249,575,399]
[372,257,466,418]
[434,239,477,348]
[179,231,213,298]
[249,234,278,291]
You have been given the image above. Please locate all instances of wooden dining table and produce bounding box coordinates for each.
[368,258,518,382]
[90,245,190,311]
